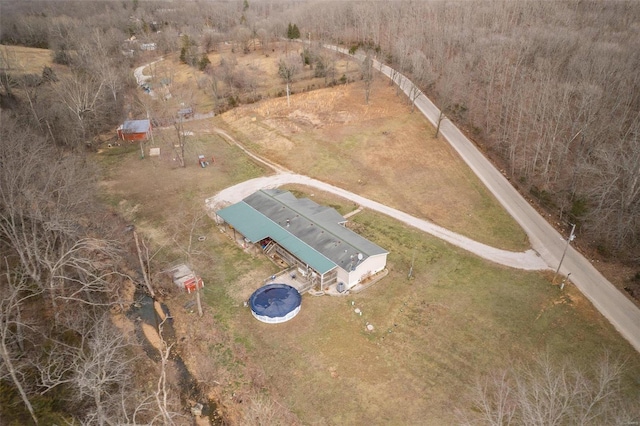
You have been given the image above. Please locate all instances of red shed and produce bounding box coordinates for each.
[117,119,152,142]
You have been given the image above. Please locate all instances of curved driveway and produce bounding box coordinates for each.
[198,47,640,353]
[211,47,640,353]
[133,58,163,86]
[206,172,547,271]
[323,45,640,353]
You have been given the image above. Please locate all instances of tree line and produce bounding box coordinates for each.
[290,0,640,263]
[0,1,305,423]
[0,2,186,423]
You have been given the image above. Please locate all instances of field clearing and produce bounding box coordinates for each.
[139,42,359,119]
[220,192,640,424]
[0,44,55,74]
[135,43,526,250]
[99,51,640,423]
[97,127,271,239]
[98,136,640,423]
[214,77,528,251]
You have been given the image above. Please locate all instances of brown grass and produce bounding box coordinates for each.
[218,77,528,251]
[227,208,640,425]
[134,43,527,251]
[0,44,55,75]
[98,49,640,424]
[137,42,360,119]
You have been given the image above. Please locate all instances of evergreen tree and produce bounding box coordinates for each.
[291,24,301,39]
[287,23,300,39]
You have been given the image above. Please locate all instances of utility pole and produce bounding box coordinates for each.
[553,223,576,284]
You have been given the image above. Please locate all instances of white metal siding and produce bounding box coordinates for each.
[336,254,387,289]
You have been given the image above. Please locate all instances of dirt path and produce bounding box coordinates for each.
[133,58,163,86]
[206,130,548,271]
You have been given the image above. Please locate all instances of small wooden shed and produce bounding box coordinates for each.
[169,264,204,293]
[117,119,152,142]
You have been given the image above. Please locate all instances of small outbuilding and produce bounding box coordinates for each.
[168,264,204,293]
[117,119,152,142]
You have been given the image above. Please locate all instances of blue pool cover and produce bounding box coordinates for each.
[249,284,301,319]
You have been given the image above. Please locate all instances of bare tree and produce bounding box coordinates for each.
[201,30,220,53]
[361,51,374,104]
[314,50,337,86]
[134,229,156,298]
[0,118,93,305]
[171,209,207,317]
[153,318,178,426]
[0,263,42,425]
[278,56,299,107]
[462,351,639,425]
[256,27,270,53]
[52,71,105,145]
[408,51,433,113]
[173,113,187,168]
[70,313,136,426]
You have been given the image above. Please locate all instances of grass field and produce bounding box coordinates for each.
[138,41,360,120]
[232,208,640,424]
[98,130,640,425]
[0,44,55,74]
[215,77,529,251]
[98,49,640,423]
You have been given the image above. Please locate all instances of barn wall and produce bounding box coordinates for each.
[121,132,148,141]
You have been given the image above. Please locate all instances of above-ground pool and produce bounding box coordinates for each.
[249,284,302,324]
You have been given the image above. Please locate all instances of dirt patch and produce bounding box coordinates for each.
[141,322,163,352]
[227,268,271,304]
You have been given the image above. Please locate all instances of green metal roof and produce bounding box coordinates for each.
[216,201,338,274]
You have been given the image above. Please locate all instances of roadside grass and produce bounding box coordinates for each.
[228,205,640,424]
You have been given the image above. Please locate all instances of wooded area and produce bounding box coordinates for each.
[295,1,640,261]
[1,0,639,424]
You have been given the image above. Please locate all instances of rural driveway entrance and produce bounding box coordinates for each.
[206,173,547,271]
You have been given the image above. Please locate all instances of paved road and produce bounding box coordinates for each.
[323,46,640,353]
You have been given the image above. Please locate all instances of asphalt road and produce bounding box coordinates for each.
[361,50,640,354]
